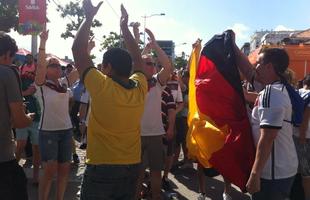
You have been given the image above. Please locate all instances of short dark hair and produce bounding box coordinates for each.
[303,74,310,86]
[0,32,18,57]
[102,48,132,77]
[66,63,73,68]
[260,48,289,74]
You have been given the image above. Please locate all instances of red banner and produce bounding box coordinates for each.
[18,0,46,35]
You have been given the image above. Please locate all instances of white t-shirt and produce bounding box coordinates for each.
[141,74,165,136]
[35,79,73,131]
[80,89,90,104]
[251,82,298,180]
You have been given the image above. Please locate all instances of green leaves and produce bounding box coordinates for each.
[57,0,102,39]
[100,32,122,51]
[0,0,18,32]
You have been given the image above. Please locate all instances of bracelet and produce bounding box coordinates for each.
[39,48,45,51]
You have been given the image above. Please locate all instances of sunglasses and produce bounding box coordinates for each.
[48,63,61,68]
[146,62,156,67]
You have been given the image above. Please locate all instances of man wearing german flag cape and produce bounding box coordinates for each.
[187,30,256,192]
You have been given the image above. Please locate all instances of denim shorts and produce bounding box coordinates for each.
[16,122,39,145]
[39,129,73,163]
[252,176,295,200]
[80,163,140,200]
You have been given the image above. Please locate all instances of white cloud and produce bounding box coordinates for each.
[228,23,250,40]
[274,25,294,31]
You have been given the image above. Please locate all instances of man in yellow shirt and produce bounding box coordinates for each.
[72,1,147,199]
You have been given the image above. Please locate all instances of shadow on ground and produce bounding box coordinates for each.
[171,167,251,200]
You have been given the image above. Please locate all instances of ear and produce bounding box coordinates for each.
[106,63,112,70]
[102,63,112,76]
[266,63,274,70]
[2,51,13,64]
[5,51,12,60]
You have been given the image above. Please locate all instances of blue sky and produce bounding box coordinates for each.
[11,0,310,63]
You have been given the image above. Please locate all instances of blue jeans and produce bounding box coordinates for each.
[252,176,296,200]
[80,163,140,200]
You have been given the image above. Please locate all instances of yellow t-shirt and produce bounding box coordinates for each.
[83,68,147,165]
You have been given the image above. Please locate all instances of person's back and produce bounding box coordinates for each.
[72,3,148,199]
[0,66,21,162]
[84,69,147,164]
[0,31,32,200]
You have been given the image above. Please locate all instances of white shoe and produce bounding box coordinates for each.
[197,193,206,200]
[223,192,232,200]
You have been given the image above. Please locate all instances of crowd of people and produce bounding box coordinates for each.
[1,0,310,200]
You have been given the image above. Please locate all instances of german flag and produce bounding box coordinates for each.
[187,31,255,191]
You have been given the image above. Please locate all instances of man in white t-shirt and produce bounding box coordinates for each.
[234,45,298,200]
[137,28,173,200]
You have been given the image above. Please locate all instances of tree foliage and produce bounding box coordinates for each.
[0,0,18,32]
[100,31,122,51]
[174,52,188,69]
[56,1,102,39]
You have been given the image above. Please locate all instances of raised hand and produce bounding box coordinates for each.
[87,36,95,54]
[192,38,201,49]
[83,0,103,20]
[145,28,156,48]
[131,22,140,43]
[120,4,129,27]
[40,25,49,42]
[133,22,140,29]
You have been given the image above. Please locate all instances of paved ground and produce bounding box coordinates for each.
[24,143,251,200]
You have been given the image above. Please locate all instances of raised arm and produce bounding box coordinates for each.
[232,39,256,82]
[87,36,95,55]
[35,28,48,85]
[145,28,172,84]
[72,0,102,78]
[120,5,144,73]
[132,22,141,44]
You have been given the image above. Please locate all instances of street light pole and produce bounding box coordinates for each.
[141,13,165,47]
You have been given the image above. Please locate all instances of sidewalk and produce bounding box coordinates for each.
[24,147,250,200]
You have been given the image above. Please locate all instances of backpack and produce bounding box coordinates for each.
[284,82,305,127]
[300,90,310,109]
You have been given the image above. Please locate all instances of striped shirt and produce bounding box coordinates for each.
[167,80,183,103]
[161,87,176,131]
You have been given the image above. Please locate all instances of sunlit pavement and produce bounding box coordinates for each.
[24,144,250,200]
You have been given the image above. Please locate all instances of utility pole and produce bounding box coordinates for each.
[31,34,38,56]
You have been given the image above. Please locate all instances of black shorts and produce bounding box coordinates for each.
[0,159,28,200]
[175,117,188,145]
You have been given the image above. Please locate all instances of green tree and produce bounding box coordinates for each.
[0,0,18,32]
[100,31,146,52]
[56,1,102,39]
[174,52,188,69]
[100,31,122,51]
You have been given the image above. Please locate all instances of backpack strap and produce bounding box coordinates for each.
[10,67,23,97]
